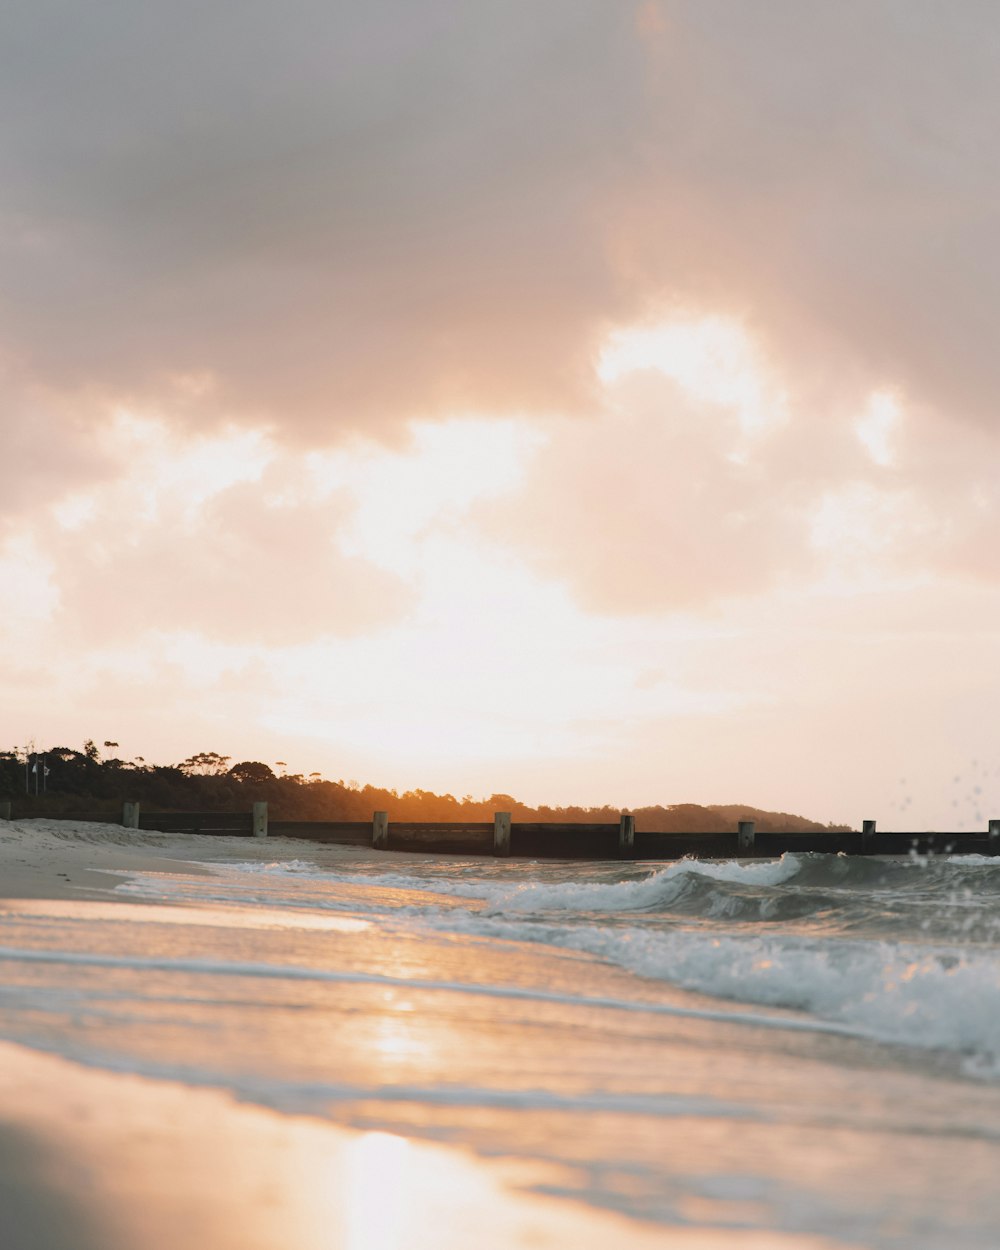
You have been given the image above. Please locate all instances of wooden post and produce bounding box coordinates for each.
[619,812,635,854]
[252,801,268,838]
[373,810,389,850]
[0,801,10,820]
[989,819,1000,853]
[737,820,755,853]
[493,811,511,857]
[862,819,876,853]
[122,801,140,829]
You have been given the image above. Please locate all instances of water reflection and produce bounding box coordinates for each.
[345,1133,410,1250]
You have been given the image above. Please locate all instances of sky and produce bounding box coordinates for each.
[3,0,1000,829]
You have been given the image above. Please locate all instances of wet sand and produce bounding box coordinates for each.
[10,1040,766,1250]
[2,819,1000,1249]
[0,821,829,1250]
[0,822,698,1250]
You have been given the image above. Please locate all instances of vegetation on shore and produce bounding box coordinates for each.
[1,741,850,833]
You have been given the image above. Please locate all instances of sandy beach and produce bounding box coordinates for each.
[4,818,1000,1249]
[1,820,693,1250]
[2,1040,713,1250]
[0,818,272,899]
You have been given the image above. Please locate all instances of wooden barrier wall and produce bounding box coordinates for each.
[118,809,1000,859]
[137,810,255,836]
[3,803,1000,860]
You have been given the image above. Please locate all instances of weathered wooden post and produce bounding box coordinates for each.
[0,801,11,820]
[252,801,268,838]
[493,811,511,857]
[619,812,635,855]
[989,819,1000,853]
[122,801,140,829]
[862,820,876,853]
[373,810,389,850]
[737,820,755,853]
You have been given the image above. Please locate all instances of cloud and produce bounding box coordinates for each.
[2,0,999,464]
[0,1,648,431]
[628,1,1000,433]
[50,484,409,646]
[481,373,796,612]
[12,409,540,650]
[5,0,1000,827]
[0,370,114,524]
[475,313,1000,615]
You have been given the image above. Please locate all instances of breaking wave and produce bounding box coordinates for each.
[113,849,1000,1075]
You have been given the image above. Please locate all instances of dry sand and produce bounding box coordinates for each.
[0,817,311,900]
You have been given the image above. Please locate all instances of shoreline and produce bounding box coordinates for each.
[0,820,854,1250]
[5,818,1000,1248]
[0,817,370,903]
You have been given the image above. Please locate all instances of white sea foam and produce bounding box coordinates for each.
[0,943,862,1039]
[429,911,1000,1070]
[470,856,804,913]
[109,851,1000,1074]
[8,822,1000,1247]
[215,854,806,913]
[221,859,339,875]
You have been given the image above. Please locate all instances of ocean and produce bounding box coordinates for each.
[4,824,1000,1248]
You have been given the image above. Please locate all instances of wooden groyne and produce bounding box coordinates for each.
[4,802,1000,859]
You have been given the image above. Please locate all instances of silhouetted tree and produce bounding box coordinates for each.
[4,738,851,832]
[178,752,231,776]
[228,761,276,784]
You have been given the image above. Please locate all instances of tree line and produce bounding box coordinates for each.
[0,741,849,833]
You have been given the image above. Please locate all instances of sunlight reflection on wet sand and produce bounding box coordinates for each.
[5,875,998,1248]
[0,894,374,932]
[0,1041,854,1250]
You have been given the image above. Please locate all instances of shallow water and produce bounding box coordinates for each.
[115,848,1000,1076]
[4,835,1000,1247]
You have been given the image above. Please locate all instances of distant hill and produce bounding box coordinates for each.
[1,742,851,832]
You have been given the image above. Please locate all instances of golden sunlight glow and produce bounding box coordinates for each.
[808,482,908,555]
[97,409,272,523]
[307,416,546,574]
[11,315,974,827]
[855,389,902,467]
[367,1010,424,1069]
[345,1132,411,1250]
[0,533,58,642]
[51,492,97,531]
[25,367,760,777]
[597,316,788,438]
[806,481,933,593]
